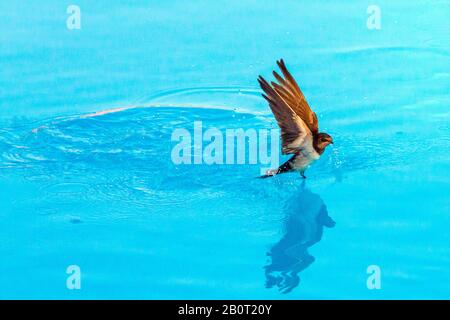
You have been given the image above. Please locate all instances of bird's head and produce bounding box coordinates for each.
[315,133,334,151]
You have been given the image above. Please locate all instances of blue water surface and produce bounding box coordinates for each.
[0,1,449,299]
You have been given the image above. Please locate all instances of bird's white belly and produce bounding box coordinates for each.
[292,150,320,171]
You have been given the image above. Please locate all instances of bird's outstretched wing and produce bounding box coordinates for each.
[258,75,313,155]
[270,59,318,134]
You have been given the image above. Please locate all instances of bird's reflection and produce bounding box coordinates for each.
[265,181,335,293]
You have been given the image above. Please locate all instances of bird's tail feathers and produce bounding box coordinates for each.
[259,168,279,179]
[259,159,294,179]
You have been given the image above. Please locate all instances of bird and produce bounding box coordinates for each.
[258,59,333,179]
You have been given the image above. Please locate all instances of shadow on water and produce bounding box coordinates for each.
[265,181,335,294]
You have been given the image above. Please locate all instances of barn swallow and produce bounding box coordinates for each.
[258,59,333,179]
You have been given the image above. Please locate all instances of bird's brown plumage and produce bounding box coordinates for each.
[258,59,319,155]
